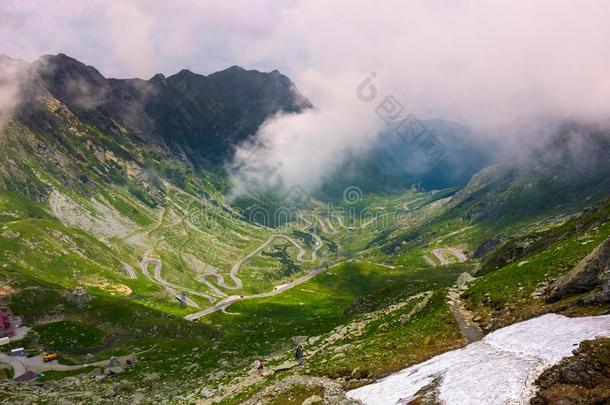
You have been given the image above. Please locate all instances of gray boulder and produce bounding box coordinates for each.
[200,386,216,398]
[546,237,610,302]
[302,395,323,405]
[291,336,308,347]
[456,272,475,286]
[104,367,125,376]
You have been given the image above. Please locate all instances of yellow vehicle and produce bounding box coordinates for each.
[43,353,58,362]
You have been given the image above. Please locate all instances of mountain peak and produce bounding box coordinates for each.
[38,53,89,69]
[170,68,204,80]
[226,65,246,72]
[149,73,167,86]
[35,53,106,86]
[5,52,311,166]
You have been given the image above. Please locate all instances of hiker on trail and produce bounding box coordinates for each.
[256,359,264,375]
[295,344,304,365]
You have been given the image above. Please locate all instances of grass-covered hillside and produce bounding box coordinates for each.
[1,54,609,404]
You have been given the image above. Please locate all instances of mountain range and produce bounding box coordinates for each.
[0,54,608,403]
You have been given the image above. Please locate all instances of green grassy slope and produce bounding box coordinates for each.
[462,198,610,331]
[1,56,609,404]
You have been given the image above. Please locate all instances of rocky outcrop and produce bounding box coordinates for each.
[479,197,610,275]
[28,53,311,166]
[241,375,357,405]
[545,237,610,303]
[531,338,610,405]
[456,272,474,286]
[473,239,501,258]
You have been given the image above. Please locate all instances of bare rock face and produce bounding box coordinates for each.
[473,239,501,259]
[545,237,610,303]
[456,272,475,286]
[302,394,323,405]
[531,338,610,405]
[291,336,308,347]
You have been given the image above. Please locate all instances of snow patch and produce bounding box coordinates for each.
[347,313,610,405]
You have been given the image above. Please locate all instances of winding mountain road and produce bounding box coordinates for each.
[141,233,322,311]
[0,353,26,378]
[225,234,313,290]
[296,213,323,259]
[433,248,468,265]
[310,232,322,260]
[185,265,329,321]
[195,272,227,297]
[140,206,328,318]
[0,351,143,379]
[141,258,214,307]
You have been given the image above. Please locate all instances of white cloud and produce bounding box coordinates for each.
[231,0,610,194]
[0,57,25,128]
[2,0,610,193]
[0,0,294,77]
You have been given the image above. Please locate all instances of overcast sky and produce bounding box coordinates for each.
[0,0,297,78]
[3,1,610,122]
[4,0,610,193]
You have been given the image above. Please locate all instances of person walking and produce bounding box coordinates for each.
[256,358,265,376]
[295,344,304,365]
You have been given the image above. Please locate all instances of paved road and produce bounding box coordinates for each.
[433,248,468,265]
[310,232,322,260]
[140,207,326,316]
[0,351,142,379]
[198,219,323,292]
[195,273,227,297]
[296,213,323,260]
[227,234,311,289]
[29,352,138,372]
[360,197,428,228]
[185,265,329,321]
[142,233,314,307]
[141,259,213,307]
[0,353,27,378]
[122,263,137,279]
[197,271,231,289]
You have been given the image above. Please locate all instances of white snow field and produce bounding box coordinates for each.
[347,313,610,405]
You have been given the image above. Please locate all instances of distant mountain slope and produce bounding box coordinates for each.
[1,54,610,405]
[448,122,610,225]
[367,122,610,258]
[0,53,311,209]
[317,119,492,198]
[21,53,310,168]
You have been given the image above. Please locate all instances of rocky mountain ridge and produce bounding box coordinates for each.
[9,53,310,168]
